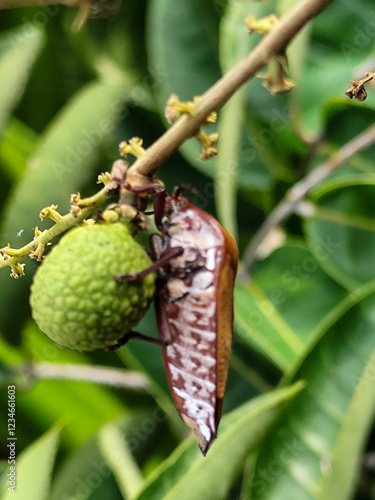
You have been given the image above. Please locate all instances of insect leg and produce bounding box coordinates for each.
[124,181,164,196]
[172,184,197,199]
[116,246,183,282]
[123,181,167,229]
[106,331,169,351]
[154,294,175,344]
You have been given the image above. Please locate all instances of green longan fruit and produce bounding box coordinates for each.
[30,222,155,351]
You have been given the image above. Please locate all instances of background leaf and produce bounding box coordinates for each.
[249,285,375,500]
[235,243,347,371]
[98,420,143,499]
[319,348,375,500]
[0,24,44,137]
[305,183,375,289]
[134,383,303,500]
[1,1,375,499]
[1,425,60,500]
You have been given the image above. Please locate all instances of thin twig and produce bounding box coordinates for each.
[16,362,151,390]
[239,122,375,282]
[126,0,335,179]
[345,72,375,102]
[0,184,110,274]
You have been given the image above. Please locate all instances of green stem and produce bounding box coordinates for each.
[0,185,110,274]
[216,89,245,240]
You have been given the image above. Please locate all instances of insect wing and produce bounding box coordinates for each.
[152,193,239,455]
[214,227,238,418]
[156,282,219,455]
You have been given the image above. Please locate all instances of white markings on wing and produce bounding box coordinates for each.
[160,222,227,449]
[168,319,217,342]
[173,385,216,439]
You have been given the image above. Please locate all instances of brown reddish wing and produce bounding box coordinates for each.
[152,197,238,455]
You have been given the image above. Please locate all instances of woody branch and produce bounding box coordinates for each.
[0,0,334,274]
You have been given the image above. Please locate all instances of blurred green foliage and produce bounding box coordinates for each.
[1,0,375,499]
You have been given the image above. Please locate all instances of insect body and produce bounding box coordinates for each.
[118,186,238,455]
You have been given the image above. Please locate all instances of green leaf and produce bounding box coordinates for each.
[219,0,258,74]
[2,79,132,246]
[0,118,37,182]
[133,383,303,500]
[319,348,375,500]
[115,311,187,444]
[234,243,346,371]
[0,463,9,494]
[98,421,143,499]
[51,411,161,500]
[1,425,61,500]
[5,324,128,450]
[0,24,44,137]
[235,282,301,372]
[146,0,221,108]
[216,0,267,237]
[248,283,375,500]
[321,102,375,168]
[312,103,375,192]
[277,0,313,136]
[50,434,120,500]
[305,183,375,289]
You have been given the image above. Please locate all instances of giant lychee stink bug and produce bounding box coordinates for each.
[116,184,238,455]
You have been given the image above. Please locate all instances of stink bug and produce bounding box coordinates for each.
[116,185,238,455]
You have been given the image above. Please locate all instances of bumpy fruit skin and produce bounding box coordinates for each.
[30,223,155,351]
